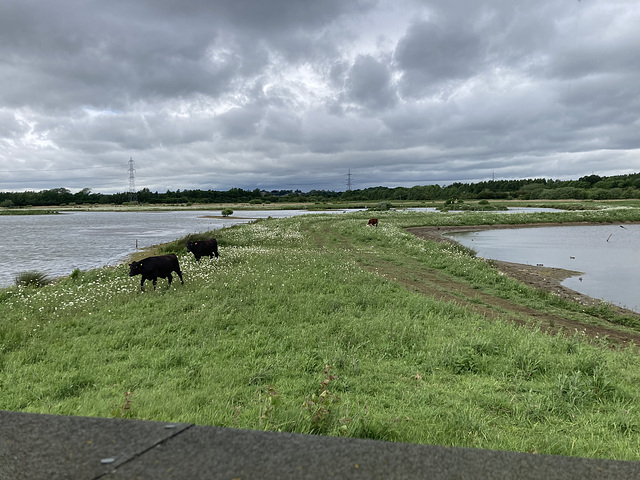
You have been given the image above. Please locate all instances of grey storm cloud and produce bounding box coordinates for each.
[1,0,639,193]
[346,55,397,110]
[395,19,485,95]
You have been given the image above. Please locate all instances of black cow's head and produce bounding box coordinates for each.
[186,241,197,252]
[128,261,143,276]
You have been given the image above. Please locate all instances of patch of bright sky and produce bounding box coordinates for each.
[165,93,240,119]
[82,107,118,117]
[343,0,428,59]
[260,59,332,111]
[14,111,57,150]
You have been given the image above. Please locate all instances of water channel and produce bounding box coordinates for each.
[448,224,640,313]
[0,209,345,288]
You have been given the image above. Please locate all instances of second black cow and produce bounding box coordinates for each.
[129,254,184,291]
[186,238,219,262]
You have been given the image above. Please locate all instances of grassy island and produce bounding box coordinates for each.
[2,205,640,460]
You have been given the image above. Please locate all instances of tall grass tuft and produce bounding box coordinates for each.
[14,270,52,288]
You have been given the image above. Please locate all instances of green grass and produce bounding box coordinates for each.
[13,270,53,288]
[2,207,640,459]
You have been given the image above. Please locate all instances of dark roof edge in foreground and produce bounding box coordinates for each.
[1,410,639,479]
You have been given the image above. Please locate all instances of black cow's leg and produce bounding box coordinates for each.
[140,278,145,292]
[176,269,184,284]
[153,277,157,290]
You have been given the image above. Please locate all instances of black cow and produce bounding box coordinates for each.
[128,254,184,291]
[187,238,219,262]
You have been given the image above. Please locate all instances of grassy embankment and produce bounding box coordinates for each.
[2,206,640,460]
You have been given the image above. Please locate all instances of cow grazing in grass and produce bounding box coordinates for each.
[367,218,378,227]
[129,254,184,291]
[187,238,219,262]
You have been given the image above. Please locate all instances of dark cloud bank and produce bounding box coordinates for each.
[1,0,639,193]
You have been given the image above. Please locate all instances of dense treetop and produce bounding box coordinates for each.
[2,173,640,207]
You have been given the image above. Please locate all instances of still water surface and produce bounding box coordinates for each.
[0,209,341,288]
[449,225,640,313]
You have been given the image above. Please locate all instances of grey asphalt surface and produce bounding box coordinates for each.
[2,410,640,479]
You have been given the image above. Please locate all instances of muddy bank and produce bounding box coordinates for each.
[407,223,640,318]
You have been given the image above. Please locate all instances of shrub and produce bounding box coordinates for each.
[371,201,393,211]
[14,270,52,288]
[221,208,234,217]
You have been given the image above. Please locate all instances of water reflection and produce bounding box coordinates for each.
[449,225,640,313]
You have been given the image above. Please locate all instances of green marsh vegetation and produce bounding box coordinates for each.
[0,209,59,215]
[2,206,640,459]
[13,271,53,288]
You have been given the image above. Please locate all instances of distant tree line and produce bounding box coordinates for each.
[2,173,640,207]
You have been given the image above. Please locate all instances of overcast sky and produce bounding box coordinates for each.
[1,0,639,194]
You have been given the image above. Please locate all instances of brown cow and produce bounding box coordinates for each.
[367,218,378,227]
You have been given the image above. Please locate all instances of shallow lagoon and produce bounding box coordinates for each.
[0,209,346,288]
[449,224,640,313]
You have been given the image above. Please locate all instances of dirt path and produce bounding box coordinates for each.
[308,219,640,347]
[391,224,640,347]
